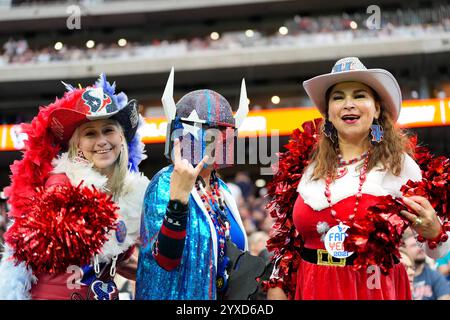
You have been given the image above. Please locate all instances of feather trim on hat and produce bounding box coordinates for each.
[128,116,147,172]
[4,89,84,220]
[95,73,128,109]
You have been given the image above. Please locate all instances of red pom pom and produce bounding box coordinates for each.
[345,135,450,274]
[5,183,118,275]
[344,195,408,274]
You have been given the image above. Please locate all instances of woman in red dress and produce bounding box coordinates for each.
[266,57,449,300]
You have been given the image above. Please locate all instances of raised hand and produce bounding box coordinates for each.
[169,139,209,204]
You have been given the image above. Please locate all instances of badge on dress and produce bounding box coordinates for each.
[324,222,354,258]
[115,220,127,243]
[89,279,119,300]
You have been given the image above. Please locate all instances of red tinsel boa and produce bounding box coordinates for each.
[5,183,118,275]
[264,119,450,297]
[263,119,322,298]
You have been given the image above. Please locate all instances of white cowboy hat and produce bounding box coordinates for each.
[303,57,402,121]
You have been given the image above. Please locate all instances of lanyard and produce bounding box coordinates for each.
[93,254,118,278]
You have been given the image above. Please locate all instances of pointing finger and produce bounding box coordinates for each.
[173,138,181,163]
[194,155,209,176]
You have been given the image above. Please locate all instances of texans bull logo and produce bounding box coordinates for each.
[89,279,119,300]
[82,88,117,116]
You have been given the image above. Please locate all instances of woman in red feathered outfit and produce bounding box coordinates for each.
[0,75,149,300]
[265,57,450,300]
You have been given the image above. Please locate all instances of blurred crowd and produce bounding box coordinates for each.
[1,6,449,67]
[7,0,106,7]
[1,5,449,125]
[400,229,450,300]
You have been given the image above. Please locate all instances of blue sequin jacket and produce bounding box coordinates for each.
[136,165,248,300]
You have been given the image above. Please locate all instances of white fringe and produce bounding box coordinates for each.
[98,171,149,263]
[0,245,37,300]
[52,153,108,190]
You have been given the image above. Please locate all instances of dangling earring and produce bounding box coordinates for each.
[77,150,86,159]
[370,118,384,144]
[323,119,336,143]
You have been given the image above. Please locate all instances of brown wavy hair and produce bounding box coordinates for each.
[310,86,414,181]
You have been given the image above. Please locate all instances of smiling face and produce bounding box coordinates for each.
[77,119,124,172]
[327,82,381,143]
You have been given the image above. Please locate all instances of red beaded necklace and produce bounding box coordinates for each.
[338,151,369,166]
[336,151,369,179]
[195,175,230,259]
[325,150,371,224]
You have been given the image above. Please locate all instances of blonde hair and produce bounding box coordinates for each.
[311,85,414,181]
[67,120,129,197]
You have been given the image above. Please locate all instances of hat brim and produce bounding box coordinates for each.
[48,99,139,146]
[303,69,401,120]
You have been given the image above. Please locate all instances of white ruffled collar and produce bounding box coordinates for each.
[298,153,422,211]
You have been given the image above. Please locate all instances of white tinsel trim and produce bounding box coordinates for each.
[0,245,37,300]
[52,153,108,190]
[98,171,149,263]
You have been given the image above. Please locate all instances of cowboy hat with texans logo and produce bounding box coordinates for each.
[303,57,402,121]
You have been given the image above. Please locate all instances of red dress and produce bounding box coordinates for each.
[292,193,411,300]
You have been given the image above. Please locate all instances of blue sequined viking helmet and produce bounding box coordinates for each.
[161,68,249,168]
[175,89,235,126]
